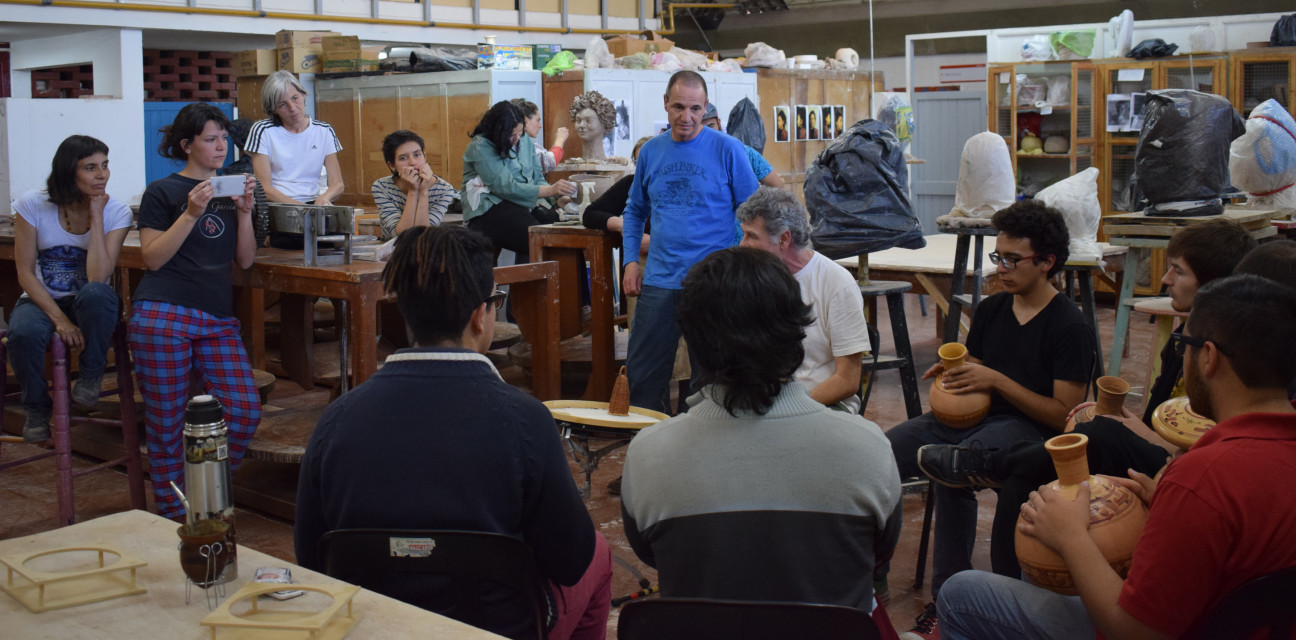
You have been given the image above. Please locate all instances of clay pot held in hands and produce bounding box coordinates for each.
[1065,376,1131,432]
[1015,433,1149,595]
[929,343,991,429]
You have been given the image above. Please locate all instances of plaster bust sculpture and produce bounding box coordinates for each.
[569,90,617,162]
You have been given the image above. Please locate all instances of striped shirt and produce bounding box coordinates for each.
[371,175,457,240]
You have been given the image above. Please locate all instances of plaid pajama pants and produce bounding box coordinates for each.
[128,300,261,518]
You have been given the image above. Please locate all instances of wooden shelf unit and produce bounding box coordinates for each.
[987,61,1097,197]
[1230,47,1295,119]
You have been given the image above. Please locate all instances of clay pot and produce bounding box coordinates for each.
[1065,376,1131,432]
[177,519,232,587]
[1151,396,1215,450]
[929,343,991,429]
[1015,433,1149,595]
[608,366,630,416]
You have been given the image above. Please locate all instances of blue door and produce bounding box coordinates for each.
[143,102,235,185]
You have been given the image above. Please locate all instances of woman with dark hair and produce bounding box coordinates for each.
[620,247,902,616]
[511,98,568,172]
[462,100,577,264]
[7,135,132,442]
[245,70,344,248]
[372,129,456,240]
[130,102,260,520]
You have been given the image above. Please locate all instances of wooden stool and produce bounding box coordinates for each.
[859,280,922,420]
[1061,263,1105,379]
[0,323,146,527]
[252,369,277,406]
[1131,297,1188,402]
[939,222,997,342]
[490,322,523,351]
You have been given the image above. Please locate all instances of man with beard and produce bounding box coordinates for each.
[937,274,1296,640]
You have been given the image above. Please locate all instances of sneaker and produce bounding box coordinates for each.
[917,442,1002,489]
[607,476,623,496]
[898,601,940,640]
[22,406,52,443]
[71,375,103,410]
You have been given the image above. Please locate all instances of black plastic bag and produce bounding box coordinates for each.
[726,98,766,152]
[805,119,926,259]
[1272,14,1296,46]
[408,47,478,72]
[1127,39,1178,59]
[1131,90,1244,215]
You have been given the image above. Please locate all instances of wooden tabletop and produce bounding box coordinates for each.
[0,510,505,639]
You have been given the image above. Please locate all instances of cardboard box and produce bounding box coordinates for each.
[279,47,323,74]
[477,44,533,70]
[322,35,361,54]
[604,31,674,57]
[233,49,277,77]
[275,30,340,49]
[321,42,383,73]
[532,44,563,70]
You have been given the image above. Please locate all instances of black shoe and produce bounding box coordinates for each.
[898,601,940,640]
[917,442,1002,489]
[607,476,623,496]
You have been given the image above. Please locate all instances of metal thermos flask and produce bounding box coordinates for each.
[183,394,237,583]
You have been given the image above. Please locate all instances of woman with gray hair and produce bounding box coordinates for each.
[244,70,344,248]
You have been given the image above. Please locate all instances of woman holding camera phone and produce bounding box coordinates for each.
[130,102,261,520]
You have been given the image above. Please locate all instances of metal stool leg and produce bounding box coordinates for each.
[943,235,971,341]
[886,292,921,421]
[52,334,75,527]
[1078,270,1104,378]
[914,479,936,590]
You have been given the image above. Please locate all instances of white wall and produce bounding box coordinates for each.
[869,53,988,91]
[0,98,148,209]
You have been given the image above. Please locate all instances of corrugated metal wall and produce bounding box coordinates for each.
[910,90,987,234]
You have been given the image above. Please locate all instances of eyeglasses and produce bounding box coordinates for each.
[1170,331,1231,358]
[484,288,506,310]
[988,252,1043,269]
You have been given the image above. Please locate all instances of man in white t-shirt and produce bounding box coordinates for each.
[738,187,870,412]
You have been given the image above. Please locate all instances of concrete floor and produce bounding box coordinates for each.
[0,291,1158,637]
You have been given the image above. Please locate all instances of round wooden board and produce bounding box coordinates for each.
[543,400,668,430]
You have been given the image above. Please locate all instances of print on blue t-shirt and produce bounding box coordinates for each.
[37,245,88,295]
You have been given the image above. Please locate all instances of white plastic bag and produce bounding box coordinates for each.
[651,51,682,73]
[584,36,615,69]
[1108,10,1134,57]
[1046,76,1070,106]
[1021,35,1055,61]
[1229,98,1296,211]
[951,132,1015,219]
[743,42,786,68]
[1035,167,1102,263]
[707,59,743,73]
[1017,75,1046,106]
[1188,26,1216,53]
[670,47,709,71]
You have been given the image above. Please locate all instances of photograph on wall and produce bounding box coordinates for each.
[774,106,790,142]
[821,106,835,140]
[614,99,631,141]
[807,105,821,140]
[1106,94,1132,133]
[794,105,809,141]
[834,105,845,138]
[1128,93,1147,132]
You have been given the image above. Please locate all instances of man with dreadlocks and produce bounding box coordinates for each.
[293,225,613,640]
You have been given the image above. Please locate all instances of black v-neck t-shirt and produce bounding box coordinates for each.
[965,291,1094,420]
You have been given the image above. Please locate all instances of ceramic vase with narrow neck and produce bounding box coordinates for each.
[928,342,991,429]
[1015,433,1149,595]
[1065,376,1131,432]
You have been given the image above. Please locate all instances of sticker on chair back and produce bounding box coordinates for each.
[390,537,436,557]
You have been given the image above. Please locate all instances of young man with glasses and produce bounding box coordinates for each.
[938,274,1296,640]
[890,200,1094,639]
[916,220,1257,587]
[294,225,613,640]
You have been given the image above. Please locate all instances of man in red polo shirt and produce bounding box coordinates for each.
[936,273,1296,639]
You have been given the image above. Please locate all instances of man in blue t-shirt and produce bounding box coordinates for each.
[622,70,760,414]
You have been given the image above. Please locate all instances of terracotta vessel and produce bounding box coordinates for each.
[1065,376,1131,432]
[177,519,232,587]
[608,366,630,416]
[1015,434,1149,595]
[929,343,991,429]
[1151,396,1215,450]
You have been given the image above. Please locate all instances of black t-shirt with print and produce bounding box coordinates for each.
[134,173,241,318]
[965,291,1094,420]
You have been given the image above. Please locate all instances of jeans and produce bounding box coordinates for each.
[626,284,699,414]
[886,411,1053,598]
[6,283,119,411]
[938,570,1093,640]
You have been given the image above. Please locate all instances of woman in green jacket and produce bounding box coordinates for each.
[462,101,576,264]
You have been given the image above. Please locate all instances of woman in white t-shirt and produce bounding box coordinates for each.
[244,70,344,248]
[7,135,132,442]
